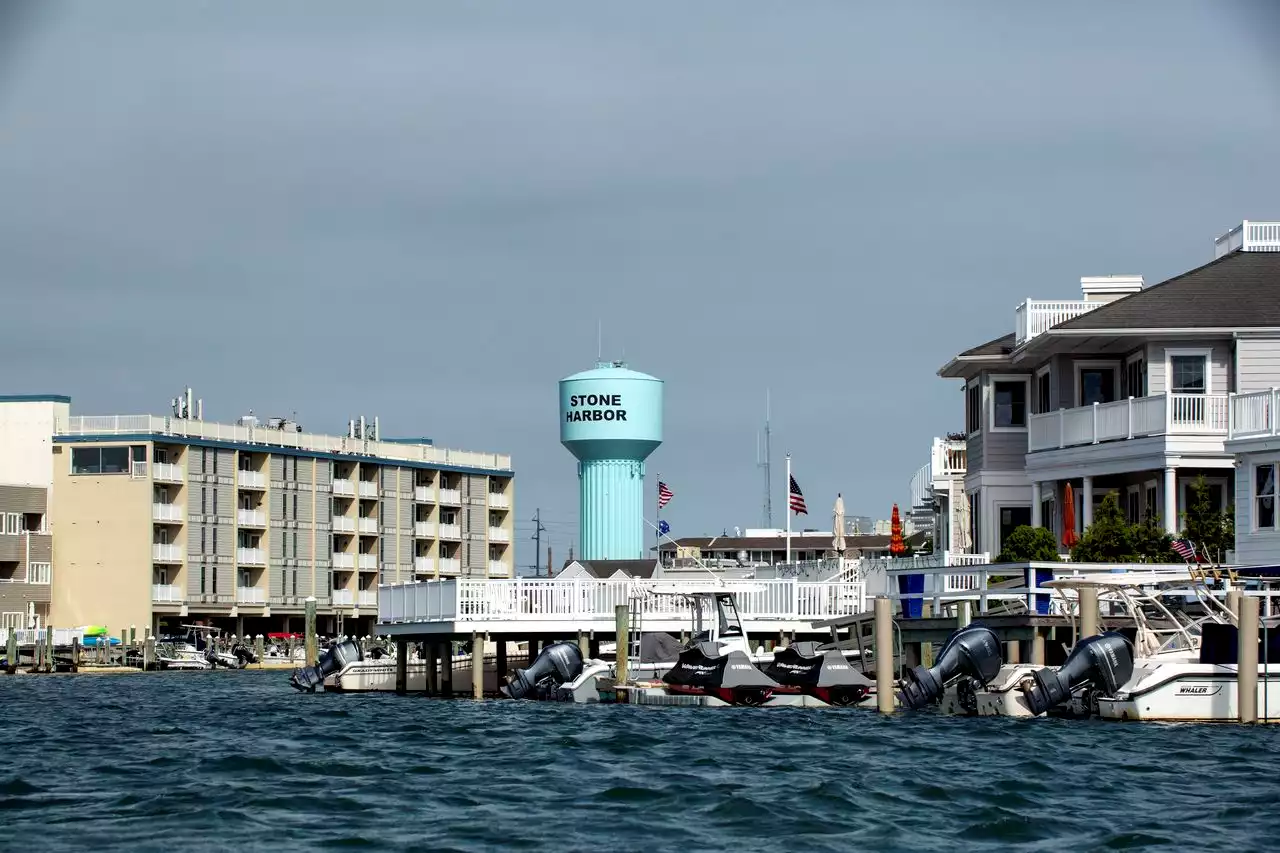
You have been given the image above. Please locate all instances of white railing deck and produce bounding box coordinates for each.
[236,586,265,604]
[1230,389,1280,441]
[1015,299,1100,345]
[333,553,355,569]
[358,482,378,498]
[438,488,462,505]
[931,437,967,478]
[56,414,511,471]
[153,462,184,483]
[237,547,266,566]
[488,527,511,543]
[332,478,355,497]
[379,578,868,630]
[237,508,266,527]
[1215,220,1280,258]
[237,470,266,489]
[358,590,377,607]
[413,521,436,538]
[488,493,511,509]
[0,628,86,647]
[413,556,435,574]
[332,517,355,534]
[438,557,462,575]
[414,486,435,502]
[438,524,462,540]
[1029,393,1229,452]
[152,583,182,602]
[152,503,184,523]
[332,589,355,606]
[358,554,378,570]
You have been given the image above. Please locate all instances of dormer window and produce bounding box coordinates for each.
[992,379,1028,429]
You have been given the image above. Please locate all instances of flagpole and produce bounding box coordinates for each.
[785,454,792,565]
[656,472,661,560]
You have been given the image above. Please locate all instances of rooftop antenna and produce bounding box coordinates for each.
[597,319,602,361]
[758,389,773,528]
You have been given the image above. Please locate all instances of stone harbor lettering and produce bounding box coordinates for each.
[565,393,628,423]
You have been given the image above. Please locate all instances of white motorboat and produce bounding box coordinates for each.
[1097,658,1280,722]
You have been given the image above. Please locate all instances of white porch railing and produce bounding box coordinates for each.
[236,586,265,604]
[488,493,510,509]
[438,488,462,505]
[488,560,510,577]
[152,583,182,602]
[1015,299,1099,345]
[438,557,461,574]
[237,547,266,566]
[1215,220,1280,257]
[1230,389,1280,440]
[153,462,184,483]
[413,556,435,574]
[332,478,355,497]
[414,485,434,502]
[438,524,462,540]
[332,516,355,534]
[378,578,868,626]
[237,470,266,489]
[358,590,377,607]
[237,508,266,527]
[488,527,511,543]
[1029,393,1229,452]
[332,589,355,606]
[333,553,355,569]
[414,521,436,538]
[358,482,378,498]
[152,543,183,563]
[931,437,967,477]
[358,554,378,570]
[358,517,378,534]
[152,503,184,523]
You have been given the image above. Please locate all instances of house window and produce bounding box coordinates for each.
[965,383,981,434]
[1126,488,1141,524]
[1078,367,1116,406]
[1145,483,1158,522]
[1035,370,1052,415]
[3,513,19,535]
[71,446,130,474]
[1124,356,1146,398]
[992,380,1027,429]
[1040,496,1054,532]
[1255,464,1276,531]
[28,563,51,584]
[1170,354,1207,395]
[200,565,207,594]
[998,506,1031,553]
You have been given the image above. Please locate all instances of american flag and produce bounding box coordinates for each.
[1171,538,1198,561]
[658,481,674,509]
[789,474,808,515]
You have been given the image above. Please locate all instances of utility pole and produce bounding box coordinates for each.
[758,389,773,528]
[530,508,546,576]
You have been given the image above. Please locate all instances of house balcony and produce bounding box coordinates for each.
[357,554,378,570]
[1229,389,1280,445]
[332,516,355,534]
[413,556,435,575]
[488,493,510,510]
[1015,299,1101,345]
[358,590,377,608]
[414,485,435,503]
[414,521,436,538]
[358,517,378,535]
[152,583,182,602]
[236,547,266,566]
[152,543,183,563]
[438,557,461,574]
[488,527,511,543]
[931,438,967,479]
[332,553,355,570]
[153,463,184,484]
[332,589,354,606]
[236,586,266,605]
[237,470,266,490]
[358,481,378,499]
[488,560,510,577]
[438,523,462,540]
[438,488,462,505]
[1028,394,1229,453]
[332,478,355,497]
[237,508,267,528]
[152,503,184,523]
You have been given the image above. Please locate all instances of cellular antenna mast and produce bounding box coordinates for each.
[758,389,773,528]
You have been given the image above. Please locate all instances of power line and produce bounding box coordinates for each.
[529,508,546,575]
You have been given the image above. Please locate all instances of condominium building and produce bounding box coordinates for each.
[0,483,52,630]
[0,393,514,637]
[907,436,968,554]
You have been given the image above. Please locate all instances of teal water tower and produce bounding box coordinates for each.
[560,361,664,560]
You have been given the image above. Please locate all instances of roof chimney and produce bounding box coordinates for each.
[1080,275,1143,304]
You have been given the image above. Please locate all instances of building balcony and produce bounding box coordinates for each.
[488,527,511,543]
[1028,394,1229,453]
[152,583,182,602]
[237,470,266,490]
[236,547,266,566]
[488,492,510,510]
[357,517,378,535]
[152,503,184,523]
[413,521,436,538]
[332,478,355,497]
[1014,300,1100,345]
[332,589,354,606]
[413,556,435,574]
[153,462,184,484]
[438,488,462,505]
[332,552,355,570]
[438,557,461,575]
[236,586,265,605]
[931,438,967,479]
[237,508,267,527]
[332,516,355,534]
[488,560,510,577]
[358,481,378,498]
[152,543,183,563]
[414,485,434,503]
[358,590,377,607]
[438,523,462,540]
[357,553,378,570]
[1229,389,1280,443]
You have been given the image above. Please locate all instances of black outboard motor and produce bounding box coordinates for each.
[290,639,363,692]
[1023,632,1134,716]
[899,625,1002,710]
[233,642,258,666]
[505,641,584,700]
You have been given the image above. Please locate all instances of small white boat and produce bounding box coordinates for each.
[1097,659,1280,721]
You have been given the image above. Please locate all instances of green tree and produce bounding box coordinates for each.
[995,525,1062,563]
[1130,514,1179,563]
[1070,493,1136,562]
[1181,474,1235,564]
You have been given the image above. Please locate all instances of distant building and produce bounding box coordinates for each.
[656,527,929,567]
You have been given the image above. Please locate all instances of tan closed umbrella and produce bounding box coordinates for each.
[832,493,846,556]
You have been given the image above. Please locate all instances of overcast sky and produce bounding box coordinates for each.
[2,2,1278,568]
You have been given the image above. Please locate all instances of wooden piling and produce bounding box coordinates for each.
[496,636,508,686]
[957,600,972,629]
[471,632,485,699]
[1079,586,1099,641]
[129,625,137,649]
[255,634,265,668]
[45,626,54,672]
[1239,594,1259,723]
[71,638,80,671]
[425,642,438,696]
[441,641,454,696]
[576,630,588,661]
[144,635,156,671]
[614,604,630,685]
[1005,640,1021,665]
[1031,630,1046,666]
[1226,589,1242,621]
[872,596,894,713]
[304,597,318,667]
[6,629,16,674]
[395,640,408,695]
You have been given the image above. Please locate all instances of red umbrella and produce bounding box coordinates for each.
[1062,483,1079,548]
[889,503,906,556]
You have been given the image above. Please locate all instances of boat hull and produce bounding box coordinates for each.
[1098,662,1280,722]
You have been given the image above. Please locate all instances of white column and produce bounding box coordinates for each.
[1082,476,1094,529]
[946,493,955,554]
[1031,482,1042,527]
[1163,466,1178,535]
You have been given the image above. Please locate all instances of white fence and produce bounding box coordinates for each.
[1015,299,1099,344]
[1029,393,1229,452]
[0,628,86,647]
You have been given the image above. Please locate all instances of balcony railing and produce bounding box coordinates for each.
[358,482,378,499]
[1014,299,1100,345]
[152,503,184,523]
[438,523,462,540]
[438,557,461,575]
[414,485,434,502]
[153,462,184,483]
[488,493,510,510]
[1028,393,1229,452]
[358,590,377,607]
[358,517,378,535]
[414,521,436,538]
[358,554,378,570]
[237,508,266,527]
[931,438,967,477]
[152,583,182,602]
[332,516,355,534]
[333,553,355,569]
[152,543,183,563]
[237,470,266,490]
[332,478,355,497]
[332,589,354,606]
[438,488,462,505]
[488,527,511,543]
[1215,220,1280,258]
[236,586,265,604]
[1229,389,1280,440]
[488,560,510,577]
[237,547,266,566]
[414,556,435,575]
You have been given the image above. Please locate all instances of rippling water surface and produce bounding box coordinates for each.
[3,670,1279,851]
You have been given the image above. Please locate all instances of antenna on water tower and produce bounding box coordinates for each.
[596,319,602,361]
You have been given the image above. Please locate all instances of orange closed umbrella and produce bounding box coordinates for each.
[1062,483,1078,548]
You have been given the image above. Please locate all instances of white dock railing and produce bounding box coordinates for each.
[0,628,86,647]
[379,578,867,626]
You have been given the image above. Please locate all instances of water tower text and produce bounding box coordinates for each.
[565,393,628,423]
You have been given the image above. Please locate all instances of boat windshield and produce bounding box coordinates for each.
[714,592,745,639]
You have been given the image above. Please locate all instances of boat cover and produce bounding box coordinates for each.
[764,642,872,689]
[639,632,684,663]
[661,642,778,690]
